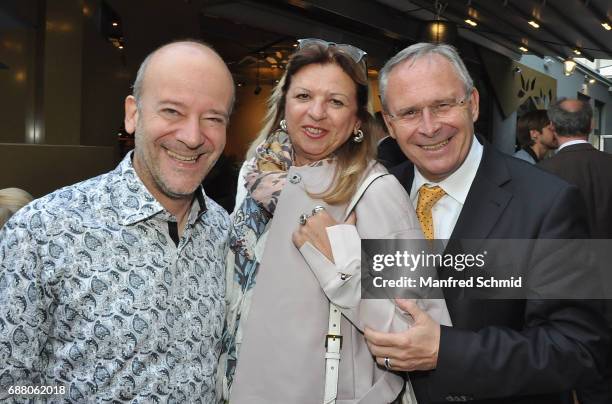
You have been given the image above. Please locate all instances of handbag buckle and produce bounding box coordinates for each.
[325,334,343,349]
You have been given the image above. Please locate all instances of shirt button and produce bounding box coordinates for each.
[289,173,301,184]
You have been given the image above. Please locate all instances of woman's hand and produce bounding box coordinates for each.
[292,209,356,263]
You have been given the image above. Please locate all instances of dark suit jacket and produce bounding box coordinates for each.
[390,138,608,403]
[377,136,407,169]
[538,143,612,238]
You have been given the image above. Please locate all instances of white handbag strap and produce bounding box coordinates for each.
[323,304,342,404]
[323,171,389,404]
[342,172,389,221]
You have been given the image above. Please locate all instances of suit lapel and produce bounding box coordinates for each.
[450,142,513,239]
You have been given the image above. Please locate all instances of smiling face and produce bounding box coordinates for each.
[284,63,361,166]
[383,54,479,182]
[124,43,233,208]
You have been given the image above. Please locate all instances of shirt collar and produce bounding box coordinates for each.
[411,135,483,205]
[115,151,207,226]
[557,139,589,152]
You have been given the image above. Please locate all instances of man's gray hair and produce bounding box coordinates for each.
[131,39,235,113]
[547,98,592,137]
[378,43,474,112]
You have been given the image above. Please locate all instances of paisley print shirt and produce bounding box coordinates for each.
[0,152,230,403]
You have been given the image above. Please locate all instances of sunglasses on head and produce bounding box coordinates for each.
[297,38,368,66]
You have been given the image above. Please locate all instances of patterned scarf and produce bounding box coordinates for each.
[221,129,294,393]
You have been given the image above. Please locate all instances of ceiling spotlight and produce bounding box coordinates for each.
[112,21,119,27]
[292,43,298,47]
[527,20,540,29]
[513,66,522,74]
[573,49,581,55]
[519,46,529,52]
[602,22,611,31]
[588,77,596,85]
[563,59,577,76]
[464,19,477,27]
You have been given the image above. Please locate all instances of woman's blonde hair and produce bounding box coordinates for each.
[0,187,34,227]
[246,42,379,205]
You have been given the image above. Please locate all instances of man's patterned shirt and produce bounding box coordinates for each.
[0,153,230,403]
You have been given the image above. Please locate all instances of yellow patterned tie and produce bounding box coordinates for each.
[416,185,446,240]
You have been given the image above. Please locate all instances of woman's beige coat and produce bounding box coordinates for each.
[228,161,450,404]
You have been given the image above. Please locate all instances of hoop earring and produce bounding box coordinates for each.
[280,119,287,132]
[352,129,364,143]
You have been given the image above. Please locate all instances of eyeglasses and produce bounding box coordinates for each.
[297,38,367,70]
[386,92,472,127]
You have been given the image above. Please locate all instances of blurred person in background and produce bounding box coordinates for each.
[513,109,557,164]
[0,187,33,228]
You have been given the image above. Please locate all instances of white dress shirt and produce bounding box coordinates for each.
[409,136,483,240]
[557,139,589,152]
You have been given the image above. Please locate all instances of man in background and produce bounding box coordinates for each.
[539,98,612,237]
[513,109,557,164]
[538,98,612,404]
[0,40,234,402]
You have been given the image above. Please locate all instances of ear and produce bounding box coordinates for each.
[353,119,362,134]
[124,95,139,134]
[468,88,480,123]
[382,112,397,139]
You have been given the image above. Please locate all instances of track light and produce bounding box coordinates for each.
[602,22,611,31]
[518,46,529,53]
[464,19,477,27]
[527,20,540,29]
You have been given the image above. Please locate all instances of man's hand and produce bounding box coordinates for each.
[292,209,356,263]
[364,299,441,371]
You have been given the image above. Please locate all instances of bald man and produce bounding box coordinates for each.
[0,41,234,402]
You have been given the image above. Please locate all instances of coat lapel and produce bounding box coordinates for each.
[450,142,513,239]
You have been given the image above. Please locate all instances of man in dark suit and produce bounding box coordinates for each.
[538,98,612,238]
[364,43,608,403]
[538,98,612,403]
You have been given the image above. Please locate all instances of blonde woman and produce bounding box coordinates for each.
[219,39,450,403]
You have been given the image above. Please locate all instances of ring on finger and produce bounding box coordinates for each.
[312,205,325,215]
[299,213,310,226]
[384,357,391,370]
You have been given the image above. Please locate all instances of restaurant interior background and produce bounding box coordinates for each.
[1,0,611,203]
